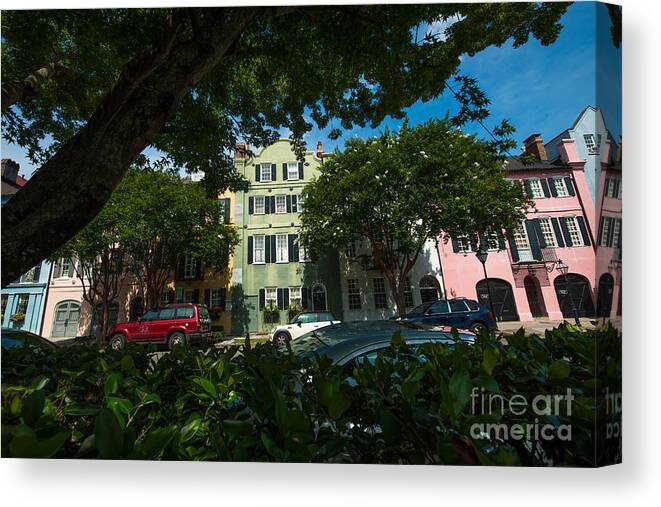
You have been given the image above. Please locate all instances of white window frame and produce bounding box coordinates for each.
[16,294,30,315]
[183,255,196,279]
[538,217,558,248]
[552,177,569,197]
[260,164,272,182]
[297,195,305,213]
[275,194,287,214]
[265,287,277,306]
[345,242,356,258]
[289,286,302,307]
[347,278,361,310]
[565,216,584,246]
[584,134,598,155]
[617,179,622,199]
[58,258,72,278]
[528,178,545,199]
[253,235,265,264]
[287,162,299,181]
[403,276,415,308]
[485,232,500,251]
[513,222,530,251]
[254,195,266,214]
[611,218,621,249]
[600,217,612,246]
[373,278,388,309]
[299,243,309,262]
[456,235,473,253]
[275,233,288,263]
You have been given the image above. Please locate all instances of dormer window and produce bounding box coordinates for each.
[584,134,598,155]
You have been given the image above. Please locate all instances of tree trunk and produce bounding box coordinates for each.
[100,302,110,344]
[1,8,260,287]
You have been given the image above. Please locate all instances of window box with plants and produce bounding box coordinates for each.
[287,303,304,322]
[262,303,281,325]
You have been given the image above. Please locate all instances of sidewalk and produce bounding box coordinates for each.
[496,317,621,335]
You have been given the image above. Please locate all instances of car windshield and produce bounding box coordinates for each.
[407,302,434,316]
[1,330,54,350]
[197,305,210,319]
[290,313,316,324]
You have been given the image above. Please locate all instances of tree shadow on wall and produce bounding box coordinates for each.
[230,283,251,335]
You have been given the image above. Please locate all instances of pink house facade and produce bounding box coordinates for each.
[438,131,620,323]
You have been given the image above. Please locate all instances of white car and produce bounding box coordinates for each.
[270,311,341,347]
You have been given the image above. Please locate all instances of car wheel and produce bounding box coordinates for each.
[273,332,290,348]
[109,333,125,350]
[168,331,187,350]
[470,322,488,335]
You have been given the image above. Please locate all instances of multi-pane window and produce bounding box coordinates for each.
[182,289,195,303]
[403,277,415,308]
[20,267,37,283]
[287,162,299,180]
[617,180,622,199]
[209,288,224,308]
[565,216,584,246]
[289,287,302,307]
[260,164,272,182]
[275,195,287,214]
[513,223,530,250]
[183,255,196,279]
[59,258,72,278]
[17,294,29,315]
[276,234,288,262]
[538,218,558,247]
[254,235,265,263]
[347,279,361,310]
[605,178,621,199]
[297,195,305,213]
[527,178,545,198]
[254,195,265,214]
[265,287,277,306]
[456,235,473,253]
[485,232,500,251]
[552,177,569,197]
[600,217,612,246]
[584,134,598,154]
[373,278,388,309]
[611,219,621,249]
[345,242,356,258]
[299,244,309,262]
[1,294,8,322]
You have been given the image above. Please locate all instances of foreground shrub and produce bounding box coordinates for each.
[1,323,621,465]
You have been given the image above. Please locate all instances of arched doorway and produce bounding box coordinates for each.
[476,278,518,321]
[524,275,547,318]
[596,273,615,318]
[554,274,595,318]
[130,297,145,321]
[312,284,327,311]
[419,276,440,304]
[51,301,81,338]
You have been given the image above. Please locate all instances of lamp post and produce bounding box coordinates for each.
[556,259,580,326]
[476,247,496,321]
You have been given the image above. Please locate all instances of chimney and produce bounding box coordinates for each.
[316,141,323,159]
[234,143,250,160]
[1,159,19,182]
[522,134,547,161]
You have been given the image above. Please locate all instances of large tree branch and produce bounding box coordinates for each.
[1,58,69,113]
[1,7,264,286]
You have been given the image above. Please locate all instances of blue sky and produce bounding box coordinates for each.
[1,2,621,178]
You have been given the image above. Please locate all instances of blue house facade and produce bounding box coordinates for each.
[1,261,52,333]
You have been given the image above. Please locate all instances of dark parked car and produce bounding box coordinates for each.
[397,298,497,334]
[289,320,475,367]
[106,303,212,350]
[1,328,57,351]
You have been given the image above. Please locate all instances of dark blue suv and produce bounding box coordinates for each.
[398,298,497,334]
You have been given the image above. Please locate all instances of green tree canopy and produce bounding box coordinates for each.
[299,119,530,316]
[1,4,569,286]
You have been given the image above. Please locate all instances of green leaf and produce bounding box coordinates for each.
[448,370,472,414]
[9,426,68,458]
[180,417,203,443]
[193,377,217,398]
[482,345,499,375]
[549,360,571,380]
[65,404,101,416]
[21,389,45,426]
[94,408,124,459]
[104,371,123,397]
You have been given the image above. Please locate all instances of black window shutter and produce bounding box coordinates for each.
[265,196,270,214]
[606,217,614,247]
[604,178,610,197]
[478,234,488,251]
[192,289,200,304]
[259,289,265,310]
[597,216,605,246]
[277,288,284,310]
[264,235,271,263]
[282,163,288,180]
[286,195,292,213]
[288,234,295,262]
[617,219,622,248]
[559,217,573,247]
[469,235,478,253]
[255,164,260,182]
[540,178,551,198]
[292,195,298,212]
[524,179,533,198]
[293,236,300,262]
[564,176,576,196]
[525,220,543,260]
[497,231,506,250]
[508,235,519,262]
[283,288,290,308]
[271,163,277,181]
[204,288,211,307]
[270,235,277,263]
[551,218,565,247]
[451,238,460,253]
[249,196,254,215]
[533,219,547,248]
[270,196,276,213]
[298,162,304,180]
[301,287,310,309]
[195,258,203,279]
[175,256,185,281]
[247,236,253,264]
[167,290,175,304]
[548,178,558,197]
[576,216,591,246]
[220,288,227,311]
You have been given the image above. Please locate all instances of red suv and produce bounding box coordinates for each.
[107,304,212,350]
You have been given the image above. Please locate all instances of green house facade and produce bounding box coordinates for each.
[230,139,343,334]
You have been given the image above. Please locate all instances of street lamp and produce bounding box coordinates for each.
[556,259,580,326]
[476,247,496,321]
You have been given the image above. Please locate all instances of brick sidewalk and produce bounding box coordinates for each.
[496,317,620,335]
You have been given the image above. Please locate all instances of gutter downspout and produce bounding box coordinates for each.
[38,261,54,336]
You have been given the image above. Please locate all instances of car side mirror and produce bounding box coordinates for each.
[297,321,302,327]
